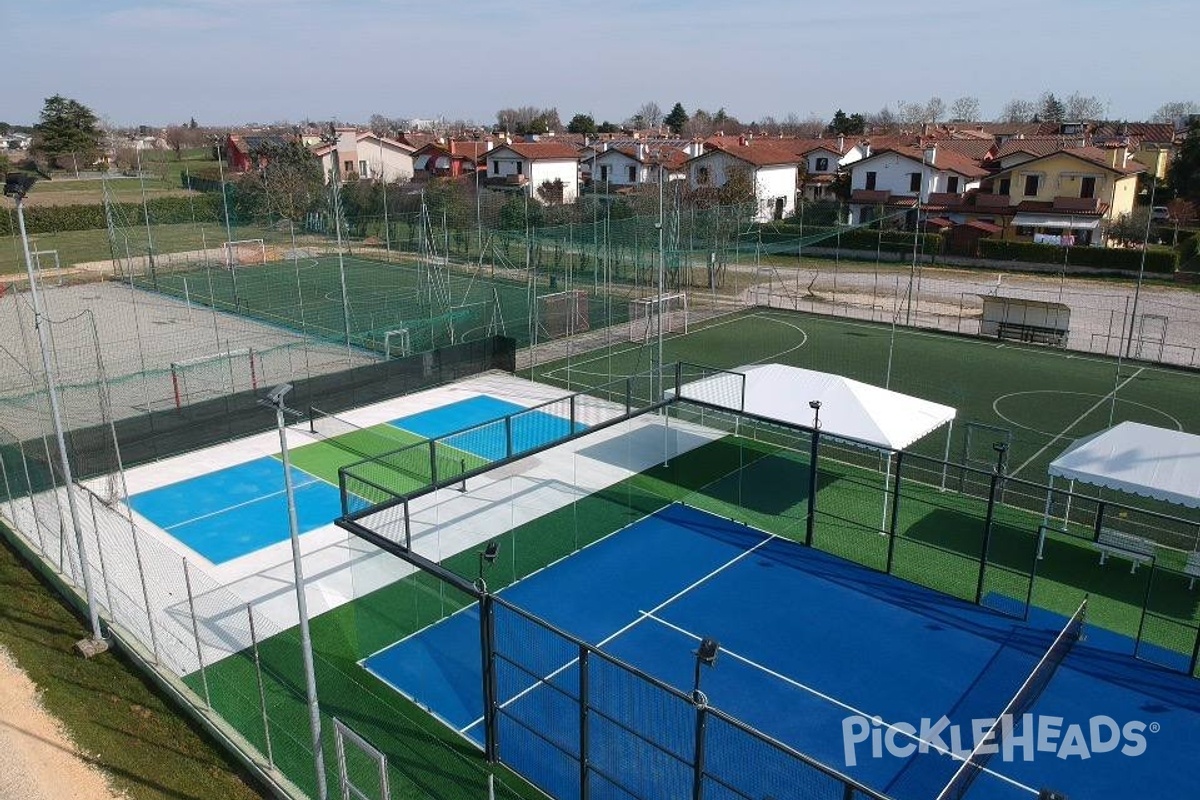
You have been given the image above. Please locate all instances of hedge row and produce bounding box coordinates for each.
[978,240,1178,273]
[0,195,223,237]
[757,223,944,256]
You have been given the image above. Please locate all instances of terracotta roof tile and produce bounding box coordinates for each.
[485,142,581,160]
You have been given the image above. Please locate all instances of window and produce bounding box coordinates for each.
[492,160,499,175]
[516,162,523,175]
[947,176,960,193]
[1016,225,1035,236]
[359,160,368,176]
[865,171,877,190]
[697,166,710,185]
[628,165,637,182]
[909,172,921,192]
[343,160,353,173]
[599,164,609,181]
[1023,174,1040,196]
[998,178,1011,195]
[1080,176,1096,199]
[815,157,829,172]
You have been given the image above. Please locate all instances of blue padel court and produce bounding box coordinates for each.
[363,504,1200,800]
[127,456,343,564]
[387,395,586,461]
[128,394,584,564]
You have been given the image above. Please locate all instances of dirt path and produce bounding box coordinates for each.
[0,646,125,800]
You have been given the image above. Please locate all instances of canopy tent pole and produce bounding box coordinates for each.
[1038,474,1056,559]
[940,419,954,491]
[880,448,892,534]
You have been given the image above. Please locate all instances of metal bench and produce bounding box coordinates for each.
[1185,551,1200,590]
[1095,529,1155,573]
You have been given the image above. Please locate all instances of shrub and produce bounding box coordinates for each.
[978,240,1178,273]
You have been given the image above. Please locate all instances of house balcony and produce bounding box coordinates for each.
[486,174,527,187]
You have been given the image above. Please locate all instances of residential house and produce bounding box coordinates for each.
[481,141,582,204]
[979,147,1145,245]
[223,133,293,173]
[585,141,695,192]
[311,128,415,183]
[847,143,988,227]
[411,140,491,180]
[686,137,804,222]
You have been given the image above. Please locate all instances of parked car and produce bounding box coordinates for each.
[1151,206,1171,222]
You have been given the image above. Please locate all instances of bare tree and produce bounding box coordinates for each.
[683,109,715,138]
[868,106,897,132]
[897,101,926,127]
[925,96,946,123]
[949,96,981,123]
[998,98,1036,123]
[632,101,663,129]
[780,112,825,137]
[1151,101,1199,124]
[1064,92,1106,121]
[162,125,191,160]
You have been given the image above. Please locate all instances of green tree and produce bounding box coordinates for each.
[248,139,322,222]
[499,192,542,230]
[1168,122,1200,201]
[597,120,620,134]
[1039,92,1066,123]
[664,102,690,134]
[1106,208,1153,247]
[827,109,864,135]
[567,113,597,134]
[31,95,104,169]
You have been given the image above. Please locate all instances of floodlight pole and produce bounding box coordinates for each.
[262,386,328,800]
[213,136,240,308]
[9,183,106,653]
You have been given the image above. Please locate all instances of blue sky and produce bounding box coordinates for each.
[3,1,1195,127]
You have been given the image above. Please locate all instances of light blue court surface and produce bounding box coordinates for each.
[128,456,343,564]
[388,394,585,461]
[364,504,1200,800]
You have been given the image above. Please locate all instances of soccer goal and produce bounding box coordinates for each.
[538,289,590,340]
[221,239,267,269]
[383,328,412,358]
[629,292,688,343]
[169,348,259,409]
[32,249,63,286]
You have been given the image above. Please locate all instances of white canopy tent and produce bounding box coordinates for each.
[676,364,958,530]
[1040,422,1200,558]
[1047,422,1200,509]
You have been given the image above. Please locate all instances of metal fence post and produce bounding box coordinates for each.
[247,603,275,767]
[579,646,590,800]
[479,592,498,762]
[128,509,160,664]
[975,443,1009,606]
[183,558,211,708]
[86,493,114,616]
[1092,501,1107,542]
[428,440,438,486]
[505,415,514,460]
[886,452,904,574]
[691,705,708,800]
[805,427,820,547]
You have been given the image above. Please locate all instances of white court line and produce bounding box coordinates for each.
[641,611,1038,796]
[1009,367,1144,479]
[458,529,778,734]
[162,472,325,531]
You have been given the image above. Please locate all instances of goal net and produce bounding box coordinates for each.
[629,293,688,343]
[538,289,590,340]
[169,348,260,409]
[384,328,412,358]
[221,239,267,269]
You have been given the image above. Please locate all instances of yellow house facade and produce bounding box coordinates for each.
[973,148,1144,245]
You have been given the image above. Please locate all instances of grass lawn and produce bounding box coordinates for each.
[0,527,266,800]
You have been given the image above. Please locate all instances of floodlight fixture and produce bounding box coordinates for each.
[262,383,293,408]
[692,636,720,705]
[809,399,822,430]
[477,541,501,591]
[4,172,37,199]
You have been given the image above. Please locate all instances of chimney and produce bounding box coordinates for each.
[837,134,845,153]
[1111,148,1120,168]
[863,142,871,158]
[449,140,456,156]
[485,138,494,150]
[637,143,647,161]
[601,141,609,152]
[924,143,937,166]
[739,134,748,146]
